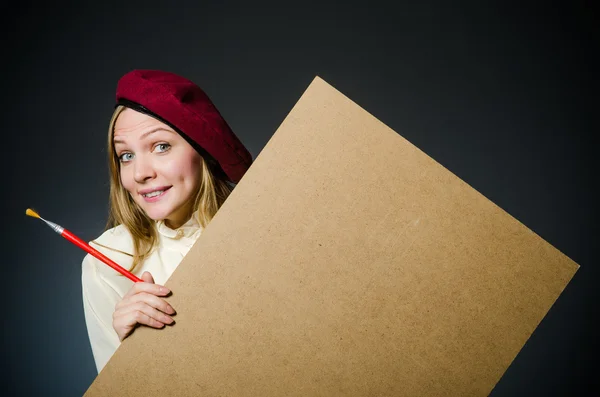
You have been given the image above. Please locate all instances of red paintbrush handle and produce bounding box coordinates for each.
[61,229,143,283]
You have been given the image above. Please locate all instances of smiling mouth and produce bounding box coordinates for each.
[141,186,172,198]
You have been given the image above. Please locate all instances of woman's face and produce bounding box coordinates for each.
[113,108,203,229]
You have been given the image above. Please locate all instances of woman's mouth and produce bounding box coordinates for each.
[140,186,172,202]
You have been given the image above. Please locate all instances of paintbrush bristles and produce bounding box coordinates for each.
[26,208,41,219]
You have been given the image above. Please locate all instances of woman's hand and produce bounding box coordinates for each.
[112,271,176,341]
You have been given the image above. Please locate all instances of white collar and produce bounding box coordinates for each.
[156,214,202,240]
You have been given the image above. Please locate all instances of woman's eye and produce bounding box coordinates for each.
[119,152,134,162]
[155,143,171,153]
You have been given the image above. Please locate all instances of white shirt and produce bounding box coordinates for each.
[81,216,202,373]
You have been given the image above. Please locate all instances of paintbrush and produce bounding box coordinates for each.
[26,208,143,283]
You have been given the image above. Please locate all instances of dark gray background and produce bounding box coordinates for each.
[2,1,597,396]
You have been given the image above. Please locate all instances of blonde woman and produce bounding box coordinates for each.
[82,70,252,373]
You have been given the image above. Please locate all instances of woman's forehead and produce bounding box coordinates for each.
[114,108,174,138]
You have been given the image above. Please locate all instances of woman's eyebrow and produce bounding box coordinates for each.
[114,127,174,144]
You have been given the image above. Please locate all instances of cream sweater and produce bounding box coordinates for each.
[81,217,202,372]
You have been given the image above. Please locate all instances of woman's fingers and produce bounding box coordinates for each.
[113,311,163,341]
[141,271,154,284]
[121,280,171,301]
[116,302,175,327]
[113,271,176,341]
[113,300,175,341]
[117,292,175,315]
[122,271,170,300]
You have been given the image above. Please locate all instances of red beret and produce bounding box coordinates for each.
[115,69,252,183]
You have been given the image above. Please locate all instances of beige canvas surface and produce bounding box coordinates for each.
[85,76,579,396]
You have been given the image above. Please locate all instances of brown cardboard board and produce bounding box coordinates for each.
[85,76,579,396]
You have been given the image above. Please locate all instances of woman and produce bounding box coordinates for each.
[81,69,252,373]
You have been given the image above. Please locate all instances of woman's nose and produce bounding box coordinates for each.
[133,155,156,182]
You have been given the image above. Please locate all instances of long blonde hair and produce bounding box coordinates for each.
[103,105,232,272]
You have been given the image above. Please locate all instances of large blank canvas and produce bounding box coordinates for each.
[85,76,578,396]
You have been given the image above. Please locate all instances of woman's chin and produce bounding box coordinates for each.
[143,209,171,222]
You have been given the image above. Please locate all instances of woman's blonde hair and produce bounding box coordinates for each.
[104,105,232,272]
